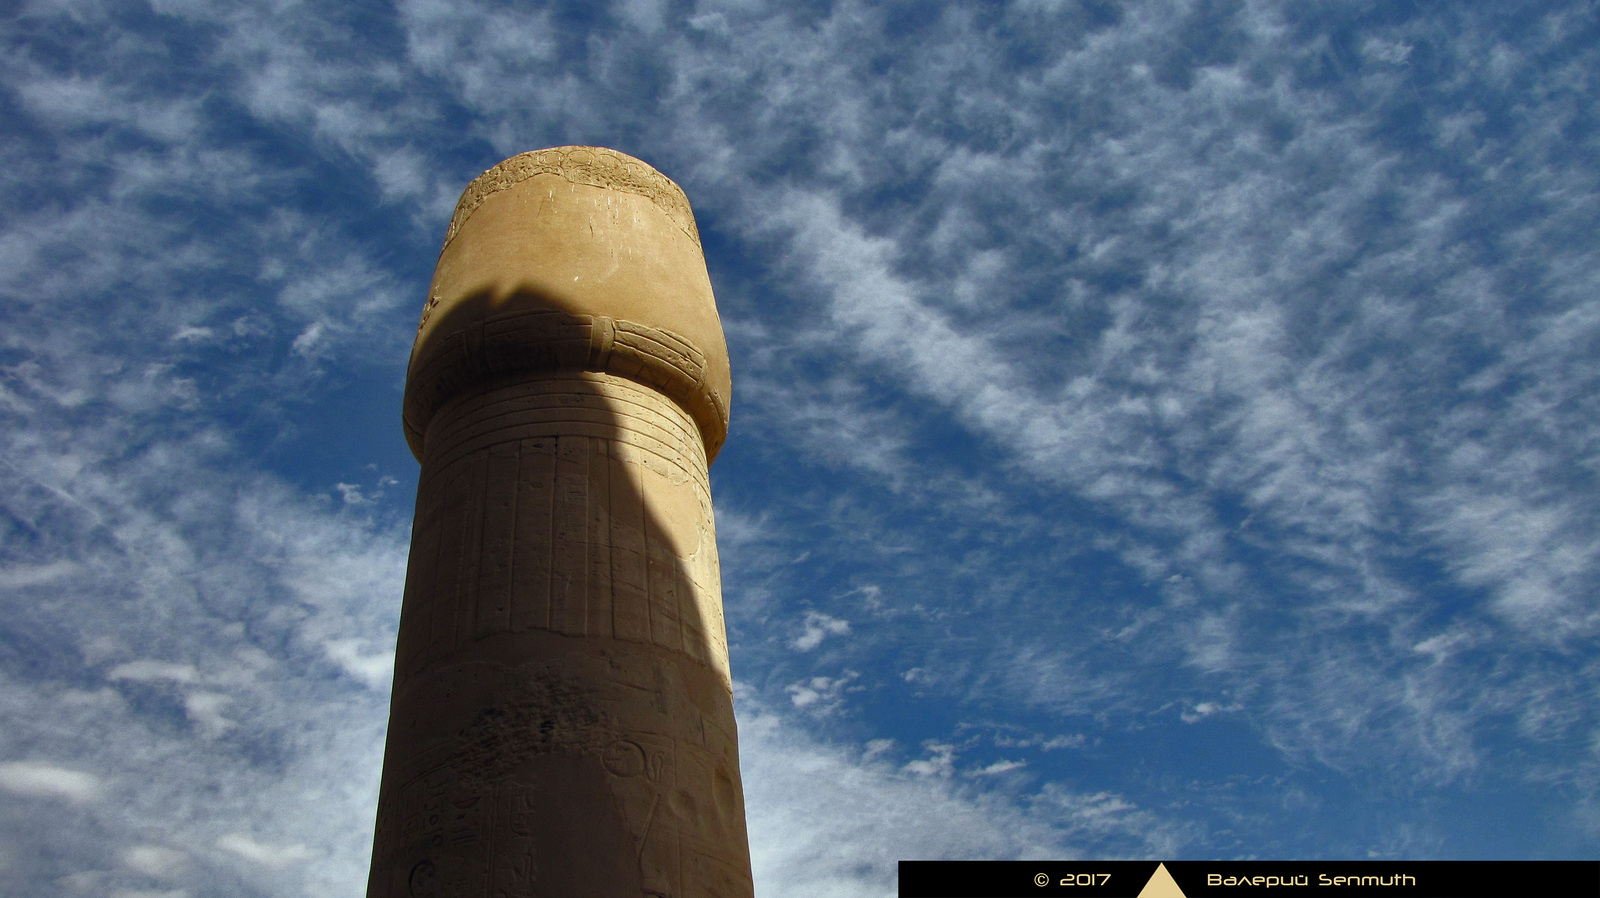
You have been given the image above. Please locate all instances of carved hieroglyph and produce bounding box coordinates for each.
[369,147,753,898]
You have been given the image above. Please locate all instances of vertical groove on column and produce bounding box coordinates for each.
[587,439,614,639]
[610,448,650,644]
[646,497,683,654]
[682,538,709,670]
[428,466,469,666]
[398,478,442,678]
[475,442,519,640]
[707,543,728,675]
[455,452,490,652]
[551,434,590,636]
[512,438,554,633]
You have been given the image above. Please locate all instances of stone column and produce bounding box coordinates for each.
[368,147,753,898]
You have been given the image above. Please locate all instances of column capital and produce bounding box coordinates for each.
[406,147,731,463]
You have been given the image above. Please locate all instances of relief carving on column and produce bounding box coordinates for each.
[406,310,729,465]
[442,146,702,253]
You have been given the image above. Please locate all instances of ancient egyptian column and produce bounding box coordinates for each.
[368,147,753,898]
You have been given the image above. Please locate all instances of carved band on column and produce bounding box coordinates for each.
[404,310,730,464]
[441,146,703,252]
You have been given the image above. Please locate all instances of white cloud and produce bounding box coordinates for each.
[1181,701,1241,724]
[786,671,858,715]
[120,845,189,878]
[13,68,202,142]
[183,692,233,737]
[215,834,314,868]
[107,661,200,685]
[0,561,78,588]
[321,638,396,690]
[791,611,851,651]
[672,0,1600,794]
[0,760,102,803]
[1183,614,1238,674]
[994,732,1087,752]
[1360,36,1413,66]
[739,698,1178,897]
[333,482,369,505]
[971,759,1027,776]
[903,742,956,778]
[0,371,398,894]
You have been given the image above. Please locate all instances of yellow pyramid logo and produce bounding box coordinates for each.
[1136,863,1186,898]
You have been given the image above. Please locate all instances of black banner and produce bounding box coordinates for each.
[898,860,1598,898]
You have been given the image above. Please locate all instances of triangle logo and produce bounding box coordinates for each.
[1136,863,1186,898]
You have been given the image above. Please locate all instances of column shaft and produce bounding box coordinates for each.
[369,372,751,898]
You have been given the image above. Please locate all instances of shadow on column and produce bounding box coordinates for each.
[368,285,752,898]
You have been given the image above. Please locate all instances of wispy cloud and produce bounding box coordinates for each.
[214,834,314,868]
[792,611,851,652]
[0,760,102,803]
[739,694,1182,896]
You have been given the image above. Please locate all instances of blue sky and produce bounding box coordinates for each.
[2,1,1599,895]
